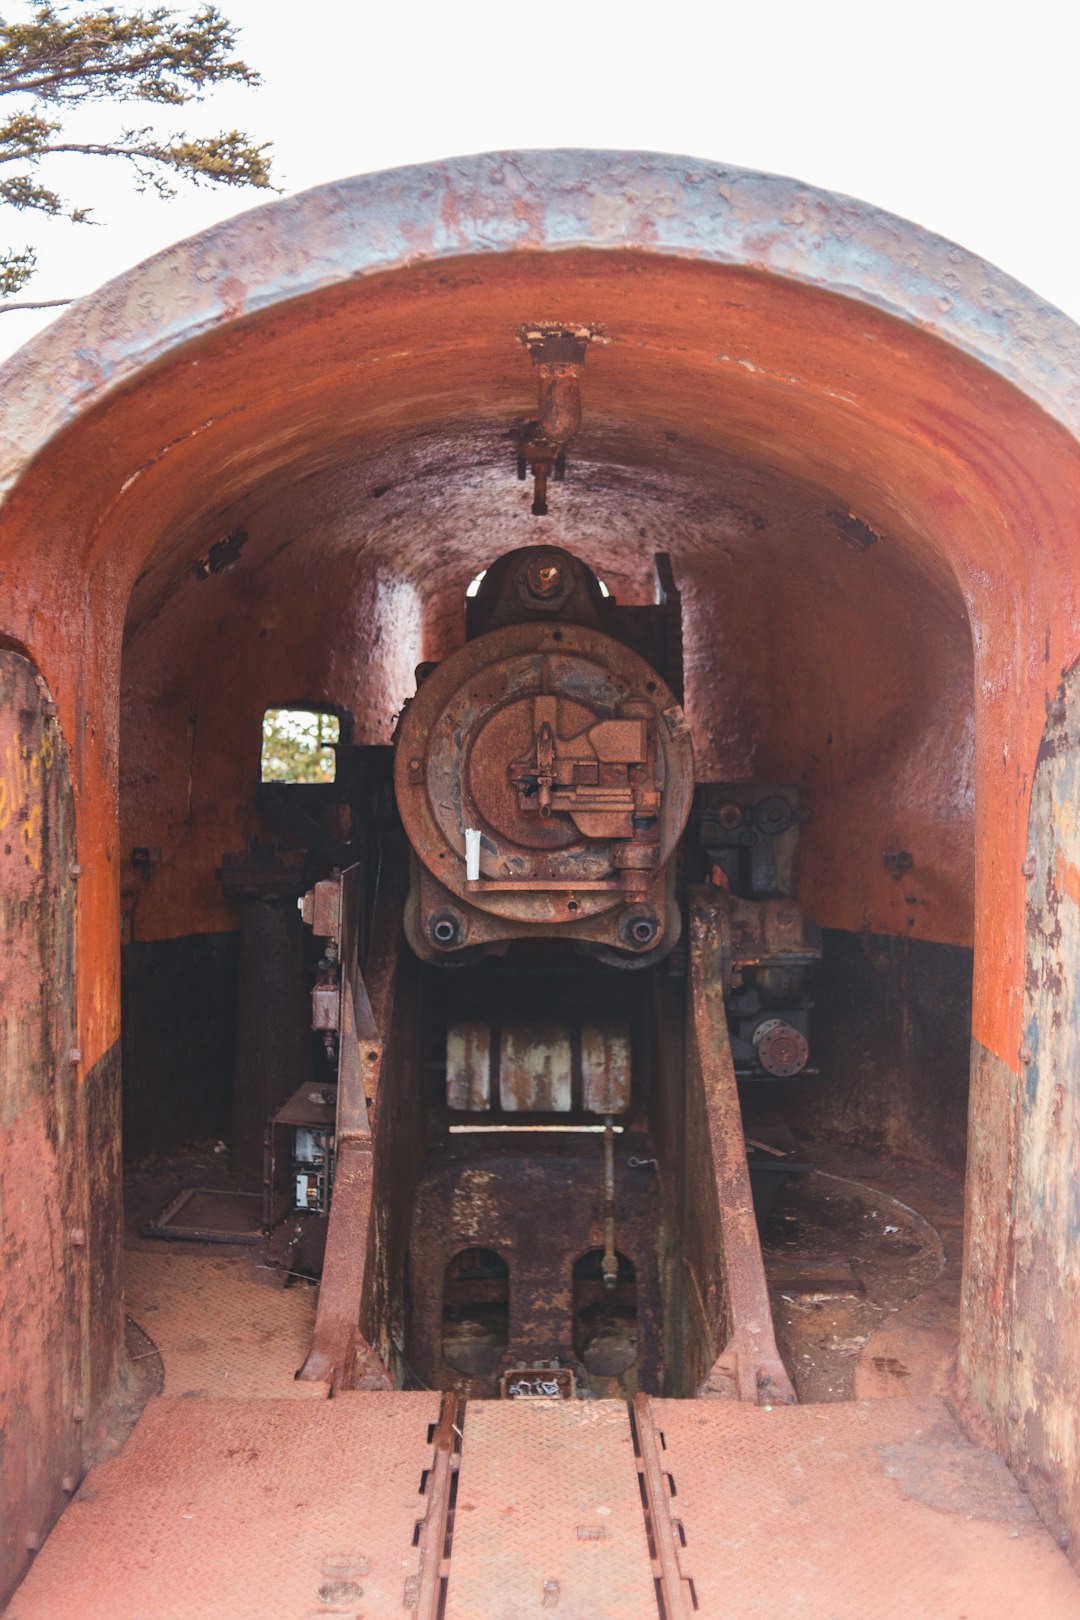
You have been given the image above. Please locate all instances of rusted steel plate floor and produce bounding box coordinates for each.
[124,1250,320,1399]
[445,1398,656,1619]
[7,1393,442,1620]
[640,1394,1080,1618]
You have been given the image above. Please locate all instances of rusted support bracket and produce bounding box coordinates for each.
[634,1394,698,1618]
[298,863,392,1391]
[514,324,603,515]
[411,1393,459,1620]
[686,886,796,1404]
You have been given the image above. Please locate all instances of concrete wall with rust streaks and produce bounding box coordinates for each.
[961,669,1080,1558]
[0,152,1078,1560]
[0,654,122,1608]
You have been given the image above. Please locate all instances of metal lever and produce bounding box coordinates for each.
[602,1114,618,1291]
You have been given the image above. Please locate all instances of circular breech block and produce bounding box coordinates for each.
[394,622,694,961]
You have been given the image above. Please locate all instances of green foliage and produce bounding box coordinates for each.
[0,2,272,303]
[261,709,340,786]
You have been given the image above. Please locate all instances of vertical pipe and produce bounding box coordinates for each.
[602,1115,618,1291]
[230,894,311,1180]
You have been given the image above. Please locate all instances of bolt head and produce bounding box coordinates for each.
[430,908,465,949]
[70,1228,87,1248]
[525,557,563,599]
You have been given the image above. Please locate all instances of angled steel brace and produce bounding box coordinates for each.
[686,886,796,1403]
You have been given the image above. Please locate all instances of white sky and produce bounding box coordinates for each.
[2,0,1078,360]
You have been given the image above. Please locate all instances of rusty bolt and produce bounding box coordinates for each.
[1019,1046,1033,1066]
[1021,857,1036,878]
[525,557,563,599]
[70,1227,87,1248]
[69,1048,82,1065]
[72,1406,86,1423]
[70,862,83,879]
[619,909,660,951]
[430,908,465,949]
[61,1473,78,1494]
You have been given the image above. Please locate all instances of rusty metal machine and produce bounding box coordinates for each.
[263,544,819,1407]
[394,547,694,964]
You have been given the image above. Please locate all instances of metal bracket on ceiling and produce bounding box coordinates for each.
[513,324,606,516]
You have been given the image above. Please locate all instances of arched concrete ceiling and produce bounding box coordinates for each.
[3,148,1079,487]
[0,150,1077,1073]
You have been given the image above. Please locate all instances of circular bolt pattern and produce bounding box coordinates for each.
[753,1018,809,1077]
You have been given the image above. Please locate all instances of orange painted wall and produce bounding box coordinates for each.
[117,444,974,959]
[0,250,1075,1076]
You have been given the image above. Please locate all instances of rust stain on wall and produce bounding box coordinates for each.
[0,654,82,1606]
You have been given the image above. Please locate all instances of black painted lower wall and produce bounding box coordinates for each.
[775,926,973,1170]
[120,931,240,1159]
[120,923,973,1173]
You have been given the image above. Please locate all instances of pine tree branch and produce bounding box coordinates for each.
[0,294,71,312]
[0,6,259,103]
[0,4,273,295]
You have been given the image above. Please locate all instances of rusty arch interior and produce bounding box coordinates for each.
[3,152,1080,1598]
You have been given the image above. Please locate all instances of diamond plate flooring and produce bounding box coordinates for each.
[123,1250,321,1400]
[6,1394,443,1620]
[9,1242,1080,1620]
[638,1394,1080,1619]
[10,1392,1080,1619]
[445,1398,657,1619]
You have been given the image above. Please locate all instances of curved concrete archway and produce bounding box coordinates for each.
[2,150,1079,1590]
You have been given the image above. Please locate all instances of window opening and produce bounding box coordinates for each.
[260,708,340,784]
